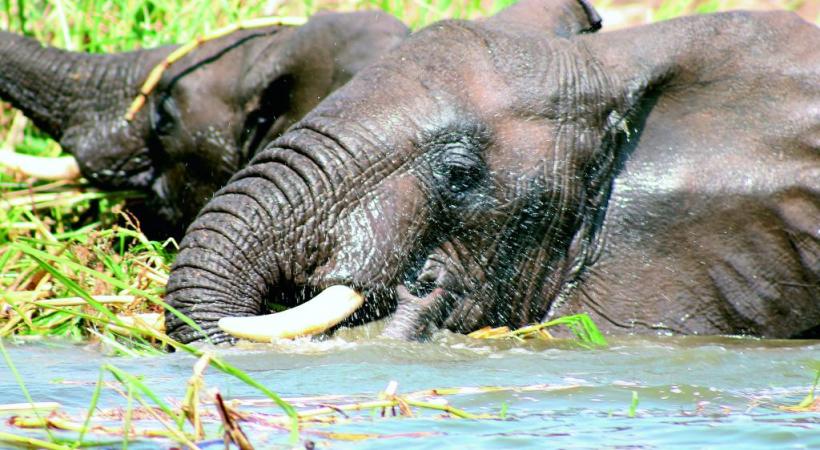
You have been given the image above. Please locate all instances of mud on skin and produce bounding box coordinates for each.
[160,0,816,343]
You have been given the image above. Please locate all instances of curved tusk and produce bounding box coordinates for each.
[0,149,81,180]
[218,285,364,342]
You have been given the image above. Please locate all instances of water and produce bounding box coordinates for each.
[1,332,818,449]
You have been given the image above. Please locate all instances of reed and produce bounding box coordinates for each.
[5,373,584,447]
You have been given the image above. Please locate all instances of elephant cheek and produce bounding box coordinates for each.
[312,175,430,286]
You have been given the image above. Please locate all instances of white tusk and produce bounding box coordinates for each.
[218,285,364,342]
[0,149,81,180]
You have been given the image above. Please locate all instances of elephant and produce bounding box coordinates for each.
[163,0,819,344]
[0,11,408,237]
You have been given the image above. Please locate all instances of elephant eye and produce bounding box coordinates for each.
[436,144,483,195]
[151,95,179,137]
[446,163,481,193]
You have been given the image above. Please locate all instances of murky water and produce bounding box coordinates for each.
[1,332,818,449]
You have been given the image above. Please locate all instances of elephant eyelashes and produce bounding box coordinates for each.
[434,144,484,195]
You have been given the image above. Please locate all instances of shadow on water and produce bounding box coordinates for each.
[1,328,818,449]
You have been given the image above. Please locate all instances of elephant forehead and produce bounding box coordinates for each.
[380,22,511,95]
[486,116,558,175]
[310,45,518,140]
[389,20,579,117]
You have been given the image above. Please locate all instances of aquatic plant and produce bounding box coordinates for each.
[3,342,583,449]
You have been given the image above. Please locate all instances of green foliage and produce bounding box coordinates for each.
[0,338,56,442]
[543,313,609,348]
[653,0,697,21]
[694,0,722,14]
[468,313,608,348]
[794,368,820,410]
[2,0,272,51]
[628,390,639,418]
[359,0,496,28]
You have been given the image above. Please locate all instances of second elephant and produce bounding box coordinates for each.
[0,11,408,236]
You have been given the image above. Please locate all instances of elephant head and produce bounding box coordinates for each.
[165,0,820,343]
[0,11,408,236]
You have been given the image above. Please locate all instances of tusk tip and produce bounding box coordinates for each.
[217,316,274,343]
[0,150,81,180]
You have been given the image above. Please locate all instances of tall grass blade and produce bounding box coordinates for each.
[0,338,55,441]
[122,382,133,450]
[74,368,105,448]
[796,369,820,409]
[0,431,71,450]
[105,364,185,427]
[628,391,639,418]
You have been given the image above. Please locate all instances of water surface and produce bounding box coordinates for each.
[1,333,818,448]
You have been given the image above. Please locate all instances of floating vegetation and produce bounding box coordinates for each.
[779,366,820,412]
[468,313,608,348]
[1,340,584,448]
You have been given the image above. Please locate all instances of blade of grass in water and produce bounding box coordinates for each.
[0,432,72,450]
[75,368,105,447]
[123,382,133,450]
[628,391,639,418]
[0,338,55,442]
[794,369,820,410]
[105,364,185,430]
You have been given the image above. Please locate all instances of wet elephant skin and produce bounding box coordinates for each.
[0,11,409,237]
[156,0,819,343]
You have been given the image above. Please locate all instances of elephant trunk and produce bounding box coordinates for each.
[165,127,341,343]
[0,31,169,139]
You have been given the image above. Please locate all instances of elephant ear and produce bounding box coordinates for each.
[234,11,409,161]
[488,0,602,36]
[577,11,820,336]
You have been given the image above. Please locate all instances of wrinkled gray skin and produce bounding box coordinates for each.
[165,0,819,344]
[0,12,408,237]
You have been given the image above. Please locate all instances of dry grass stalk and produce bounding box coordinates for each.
[10,415,180,440]
[213,389,254,450]
[0,401,61,412]
[35,295,135,307]
[183,352,211,440]
[125,16,307,120]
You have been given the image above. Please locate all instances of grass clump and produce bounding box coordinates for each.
[0,175,173,351]
[468,313,608,348]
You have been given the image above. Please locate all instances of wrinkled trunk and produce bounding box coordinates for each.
[381,287,454,340]
[0,31,169,139]
[165,128,341,343]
